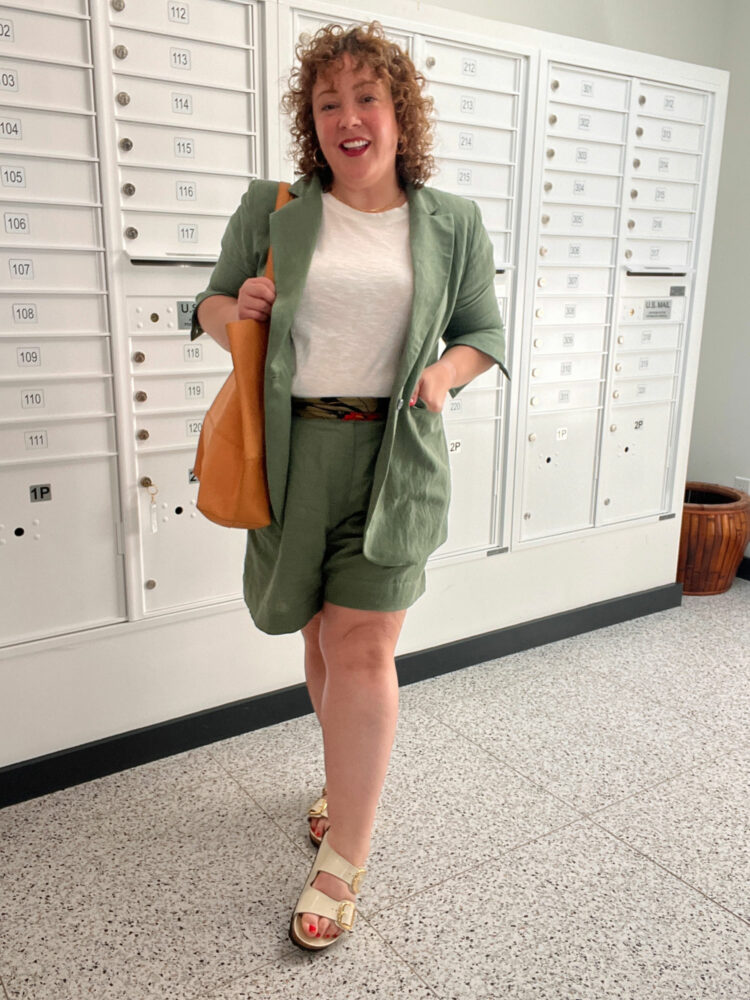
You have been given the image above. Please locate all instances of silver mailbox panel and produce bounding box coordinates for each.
[0,249,104,292]
[0,59,93,115]
[0,156,99,205]
[548,67,629,110]
[111,27,252,91]
[0,6,90,64]
[428,81,516,129]
[0,203,101,249]
[0,335,111,376]
[0,294,107,332]
[122,210,230,258]
[115,119,254,175]
[113,74,253,133]
[423,37,518,92]
[119,167,248,216]
[0,376,113,419]
[109,0,251,46]
[0,106,96,159]
[0,416,117,462]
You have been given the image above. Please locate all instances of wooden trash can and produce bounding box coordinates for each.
[677,482,750,595]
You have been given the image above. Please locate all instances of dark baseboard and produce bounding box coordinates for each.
[0,582,682,810]
[737,557,750,582]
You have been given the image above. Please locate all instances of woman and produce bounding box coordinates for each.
[192,22,507,950]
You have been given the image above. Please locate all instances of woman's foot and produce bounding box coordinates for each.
[308,814,331,842]
[300,867,357,940]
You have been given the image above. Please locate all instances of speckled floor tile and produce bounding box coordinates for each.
[400,654,733,813]
[206,922,440,999]
[367,818,750,1000]
[591,746,750,922]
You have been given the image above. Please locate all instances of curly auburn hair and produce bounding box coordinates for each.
[281,21,435,189]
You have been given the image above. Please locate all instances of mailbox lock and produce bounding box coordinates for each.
[137,429,150,441]
[630,189,638,199]
[639,94,646,105]
[535,308,544,318]
[610,424,617,432]
[530,396,539,406]
[140,477,153,488]
[615,363,623,372]
[603,498,611,506]
[523,512,532,520]
[150,312,159,323]
[635,126,644,137]
[133,351,146,364]
[612,390,620,399]
[528,433,536,442]
[116,91,130,106]
[624,249,633,259]
[425,56,436,69]
[539,246,548,257]
[617,335,625,344]
[548,113,558,125]
[537,277,546,288]
[531,368,540,377]
[125,226,139,240]
[633,157,641,169]
[111,0,126,10]
[550,79,560,91]
[122,182,136,197]
[627,219,636,229]
[541,214,550,225]
[119,137,133,152]
[145,579,157,590]
[134,390,148,402]
[543,181,552,192]
[113,44,128,60]
[533,338,542,347]
[546,148,555,159]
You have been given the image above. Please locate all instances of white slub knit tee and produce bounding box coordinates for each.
[290,192,413,397]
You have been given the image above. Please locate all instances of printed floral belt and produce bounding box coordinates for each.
[291,396,390,421]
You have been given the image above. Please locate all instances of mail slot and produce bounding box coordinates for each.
[548,66,629,110]
[132,371,227,411]
[627,208,693,240]
[542,170,620,205]
[111,27,252,91]
[0,415,117,463]
[434,120,513,164]
[115,120,254,176]
[637,83,708,123]
[423,38,519,92]
[629,178,696,212]
[0,293,107,332]
[534,296,609,325]
[433,157,512,199]
[112,74,253,134]
[0,58,93,115]
[0,249,104,292]
[0,202,101,249]
[0,155,99,204]
[109,0,252,47]
[547,102,626,143]
[631,148,700,182]
[428,81,516,130]
[544,136,623,174]
[540,204,618,237]
[119,167,250,216]
[615,324,681,352]
[531,326,607,355]
[0,105,96,159]
[0,376,113,419]
[121,210,230,258]
[0,335,111,376]
[635,116,703,153]
[535,267,611,295]
[0,6,90,64]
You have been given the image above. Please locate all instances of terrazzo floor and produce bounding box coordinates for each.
[1,580,749,999]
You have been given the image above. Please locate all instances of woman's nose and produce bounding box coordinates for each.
[338,103,362,128]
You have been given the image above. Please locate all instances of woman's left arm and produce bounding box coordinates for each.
[409,345,495,411]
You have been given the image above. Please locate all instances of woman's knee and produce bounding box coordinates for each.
[318,605,405,672]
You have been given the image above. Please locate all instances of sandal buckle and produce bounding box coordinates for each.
[351,867,366,893]
[336,900,357,931]
[308,796,327,817]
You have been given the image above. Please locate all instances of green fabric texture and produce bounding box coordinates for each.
[243,417,426,634]
[193,174,508,567]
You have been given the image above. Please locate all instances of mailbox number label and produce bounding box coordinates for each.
[5,211,28,234]
[460,95,475,114]
[168,2,190,23]
[457,168,472,185]
[185,381,204,400]
[448,439,462,454]
[0,20,14,41]
[0,117,21,138]
[9,257,33,278]
[176,181,196,201]
[170,48,191,70]
[178,223,198,242]
[1,164,24,186]
[17,345,40,366]
[174,137,194,157]
[184,344,202,361]
[13,302,36,322]
[21,388,44,409]
[0,68,18,91]
[458,131,474,151]
[462,58,477,76]
[172,93,193,115]
[186,418,202,437]
[25,429,47,450]
[30,484,52,503]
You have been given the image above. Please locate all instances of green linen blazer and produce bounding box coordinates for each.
[192,173,508,566]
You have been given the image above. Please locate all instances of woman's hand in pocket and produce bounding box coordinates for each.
[237,276,276,322]
[409,357,457,412]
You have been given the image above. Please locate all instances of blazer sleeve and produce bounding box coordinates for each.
[441,201,509,388]
[189,181,266,342]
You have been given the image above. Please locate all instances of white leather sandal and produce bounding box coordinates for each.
[288,829,367,951]
[307,784,328,847]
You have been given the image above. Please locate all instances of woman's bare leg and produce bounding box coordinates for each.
[301,611,330,841]
[300,602,404,940]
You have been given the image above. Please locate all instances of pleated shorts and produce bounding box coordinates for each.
[242,414,427,635]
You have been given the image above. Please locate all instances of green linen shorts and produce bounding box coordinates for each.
[242,414,427,635]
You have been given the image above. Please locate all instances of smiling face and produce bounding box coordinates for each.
[311,53,401,201]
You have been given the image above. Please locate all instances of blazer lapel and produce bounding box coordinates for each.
[394,185,455,392]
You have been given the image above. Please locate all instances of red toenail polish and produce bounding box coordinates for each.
[308,924,315,934]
